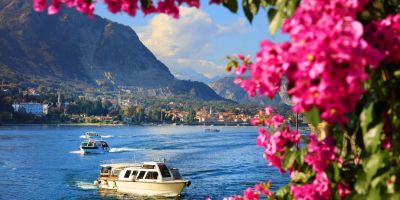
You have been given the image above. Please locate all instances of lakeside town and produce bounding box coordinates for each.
[0,85,297,125]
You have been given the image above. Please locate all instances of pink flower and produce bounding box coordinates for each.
[243,187,259,200]
[257,126,300,173]
[254,182,273,197]
[291,172,331,200]
[177,0,200,7]
[271,114,284,128]
[157,0,179,19]
[235,65,247,75]
[233,77,243,84]
[304,135,338,172]
[75,0,95,16]
[265,106,272,116]
[34,0,46,12]
[235,0,383,124]
[365,14,400,63]
[48,0,61,15]
[223,195,244,200]
[381,136,392,150]
[122,0,138,16]
[337,182,351,199]
[104,0,122,13]
[63,0,75,7]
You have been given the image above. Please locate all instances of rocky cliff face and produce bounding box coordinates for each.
[209,77,283,106]
[0,0,223,100]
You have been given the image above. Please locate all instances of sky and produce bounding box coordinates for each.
[95,0,289,83]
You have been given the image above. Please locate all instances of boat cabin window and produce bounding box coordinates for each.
[81,142,88,146]
[157,163,171,178]
[101,167,112,173]
[131,170,138,176]
[101,142,109,147]
[145,171,158,180]
[124,170,132,178]
[112,169,121,176]
[143,164,155,169]
[137,171,146,179]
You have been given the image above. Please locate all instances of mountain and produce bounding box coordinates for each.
[0,0,223,101]
[209,77,283,106]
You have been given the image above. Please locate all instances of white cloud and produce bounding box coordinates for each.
[138,7,217,58]
[136,7,246,82]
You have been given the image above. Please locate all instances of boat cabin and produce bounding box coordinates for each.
[99,162,183,182]
[81,140,109,149]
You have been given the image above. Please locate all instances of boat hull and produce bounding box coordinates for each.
[96,180,187,197]
[80,147,109,154]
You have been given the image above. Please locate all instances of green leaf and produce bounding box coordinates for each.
[352,194,368,200]
[355,172,369,194]
[282,150,297,170]
[267,7,278,22]
[363,122,383,153]
[332,162,341,182]
[223,0,238,13]
[363,153,385,183]
[268,9,284,35]
[387,175,396,194]
[360,101,374,134]
[296,148,306,165]
[275,185,291,199]
[260,0,271,8]
[243,0,260,23]
[304,107,320,128]
[140,0,152,8]
[367,186,381,200]
[394,70,400,78]
[291,171,313,183]
[265,0,276,5]
[285,0,298,16]
[387,193,400,200]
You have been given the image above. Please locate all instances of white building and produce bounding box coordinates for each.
[12,103,48,116]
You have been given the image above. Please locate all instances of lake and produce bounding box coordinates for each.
[0,125,289,200]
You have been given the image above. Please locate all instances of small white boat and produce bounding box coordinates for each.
[205,128,220,132]
[80,131,101,139]
[80,140,110,154]
[94,161,190,197]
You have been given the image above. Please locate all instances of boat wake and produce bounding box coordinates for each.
[69,150,81,154]
[109,147,142,153]
[79,135,113,138]
[74,181,97,190]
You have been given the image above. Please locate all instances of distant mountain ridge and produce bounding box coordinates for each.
[209,77,283,106]
[0,0,223,101]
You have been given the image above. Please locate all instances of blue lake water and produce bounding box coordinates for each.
[0,125,289,200]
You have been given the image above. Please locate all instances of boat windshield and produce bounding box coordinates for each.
[157,163,171,178]
[101,142,109,147]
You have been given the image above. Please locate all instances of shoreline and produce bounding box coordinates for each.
[0,123,256,127]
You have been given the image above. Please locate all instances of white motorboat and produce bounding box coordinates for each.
[80,140,110,154]
[80,131,101,139]
[94,161,191,197]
